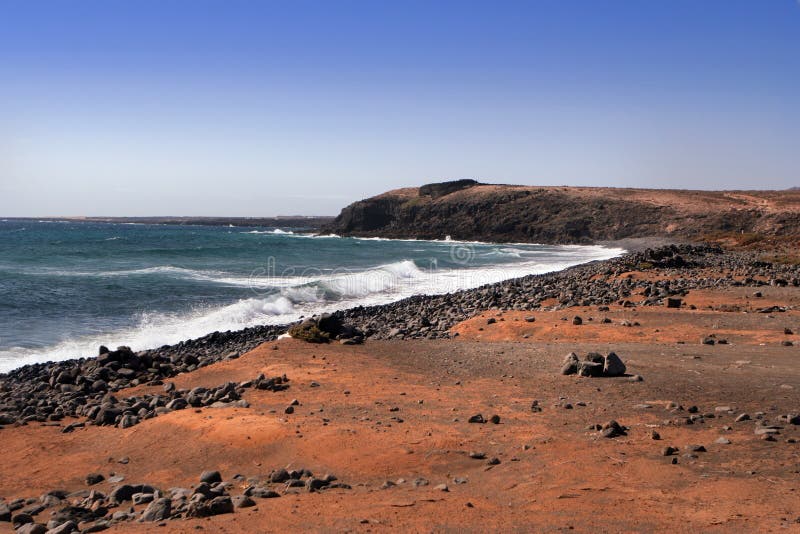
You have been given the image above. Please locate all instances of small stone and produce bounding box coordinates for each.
[433,484,449,492]
[572,316,583,326]
[650,430,661,440]
[715,437,732,445]
[489,415,500,424]
[600,420,626,438]
[469,451,486,460]
[232,496,256,509]
[468,414,485,424]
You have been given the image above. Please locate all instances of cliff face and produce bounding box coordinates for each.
[324,181,800,245]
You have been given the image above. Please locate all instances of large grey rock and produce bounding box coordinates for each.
[139,498,171,522]
[12,513,34,528]
[44,520,77,534]
[17,524,47,534]
[187,496,234,517]
[199,470,222,484]
[560,353,579,375]
[603,352,627,377]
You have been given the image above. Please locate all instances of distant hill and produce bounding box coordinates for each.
[323,180,800,246]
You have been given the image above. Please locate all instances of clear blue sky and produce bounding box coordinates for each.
[1,0,798,216]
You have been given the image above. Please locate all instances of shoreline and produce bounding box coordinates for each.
[1,242,799,531]
[1,241,794,387]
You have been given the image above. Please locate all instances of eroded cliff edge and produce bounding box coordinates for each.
[323,180,800,246]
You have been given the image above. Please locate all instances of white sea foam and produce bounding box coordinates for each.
[241,228,295,235]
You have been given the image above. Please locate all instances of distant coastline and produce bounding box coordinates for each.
[3,215,335,230]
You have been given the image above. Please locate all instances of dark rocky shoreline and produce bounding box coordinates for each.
[1,244,798,432]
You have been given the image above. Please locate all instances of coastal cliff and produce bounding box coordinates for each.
[324,180,800,246]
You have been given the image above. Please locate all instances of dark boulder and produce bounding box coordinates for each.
[603,352,627,377]
[199,470,222,484]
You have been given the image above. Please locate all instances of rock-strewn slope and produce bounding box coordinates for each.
[323,180,800,244]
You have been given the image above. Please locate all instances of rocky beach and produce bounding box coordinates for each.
[1,240,799,532]
[5,1,799,530]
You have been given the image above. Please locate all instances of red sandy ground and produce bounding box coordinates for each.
[1,283,799,532]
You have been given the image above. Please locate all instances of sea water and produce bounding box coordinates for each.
[0,220,622,372]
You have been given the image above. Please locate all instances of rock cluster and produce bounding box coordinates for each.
[561,352,627,377]
[0,326,285,430]
[0,469,350,531]
[65,374,288,432]
[287,313,364,344]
